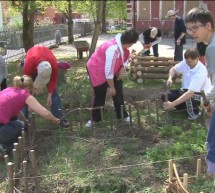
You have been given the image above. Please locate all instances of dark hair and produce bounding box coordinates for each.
[121,28,139,45]
[185,7,214,29]
[184,48,200,60]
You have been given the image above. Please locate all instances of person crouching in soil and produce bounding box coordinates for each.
[0,75,60,155]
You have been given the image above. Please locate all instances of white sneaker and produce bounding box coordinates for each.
[85,120,99,128]
[85,120,93,128]
[188,112,201,120]
[123,116,132,125]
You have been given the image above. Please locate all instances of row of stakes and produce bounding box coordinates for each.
[4,98,205,192]
[4,113,42,193]
[168,159,206,193]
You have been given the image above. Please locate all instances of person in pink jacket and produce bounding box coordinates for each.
[86,28,139,127]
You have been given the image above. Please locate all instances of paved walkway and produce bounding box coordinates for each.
[53,33,197,59]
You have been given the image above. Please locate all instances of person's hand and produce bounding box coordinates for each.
[109,87,116,96]
[204,104,212,117]
[163,101,175,110]
[52,118,60,125]
[166,78,173,87]
[176,39,181,46]
[47,94,52,107]
[117,68,126,80]
[144,44,151,49]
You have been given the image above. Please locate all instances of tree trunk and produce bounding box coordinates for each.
[67,0,74,44]
[22,1,35,52]
[101,1,106,33]
[89,1,104,57]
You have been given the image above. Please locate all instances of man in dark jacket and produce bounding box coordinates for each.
[165,10,186,61]
[139,27,162,57]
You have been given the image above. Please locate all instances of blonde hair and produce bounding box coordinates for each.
[13,75,33,90]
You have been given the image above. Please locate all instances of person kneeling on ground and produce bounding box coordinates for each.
[161,48,211,120]
[0,75,60,155]
[86,28,139,128]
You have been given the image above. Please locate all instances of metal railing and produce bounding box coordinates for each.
[0,22,94,62]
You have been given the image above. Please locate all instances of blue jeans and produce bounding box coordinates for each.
[0,119,25,151]
[206,110,215,163]
[22,88,64,119]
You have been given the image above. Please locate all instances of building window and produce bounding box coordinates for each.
[185,0,200,16]
[137,1,150,20]
[160,0,175,20]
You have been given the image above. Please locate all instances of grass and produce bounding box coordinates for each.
[0,50,214,192]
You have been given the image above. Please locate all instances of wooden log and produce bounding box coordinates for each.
[136,64,142,70]
[131,73,137,79]
[136,71,142,77]
[137,56,173,61]
[142,73,169,79]
[130,66,137,72]
[137,78,144,84]
[135,61,177,67]
[141,66,170,73]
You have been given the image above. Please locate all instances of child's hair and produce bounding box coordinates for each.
[121,28,139,45]
[184,48,200,60]
[185,7,214,30]
[13,75,33,90]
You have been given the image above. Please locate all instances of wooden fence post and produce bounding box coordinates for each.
[183,173,188,189]
[196,158,202,177]
[7,162,14,193]
[168,159,173,181]
[22,160,28,193]
[30,150,41,193]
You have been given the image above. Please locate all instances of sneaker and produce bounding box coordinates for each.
[61,119,70,128]
[123,116,132,125]
[188,112,201,120]
[85,120,100,128]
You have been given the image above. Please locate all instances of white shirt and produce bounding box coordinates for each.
[175,59,211,92]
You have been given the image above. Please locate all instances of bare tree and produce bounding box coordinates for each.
[89,1,104,57]
[22,1,35,52]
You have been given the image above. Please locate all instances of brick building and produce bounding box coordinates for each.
[126,0,215,36]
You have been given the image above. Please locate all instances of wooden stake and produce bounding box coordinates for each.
[22,160,28,193]
[12,149,18,173]
[120,105,124,129]
[7,162,14,193]
[79,108,83,129]
[30,150,41,193]
[136,103,141,127]
[21,129,26,157]
[18,136,23,161]
[196,158,202,177]
[183,173,188,189]
[4,154,9,166]
[128,104,132,127]
[168,159,173,181]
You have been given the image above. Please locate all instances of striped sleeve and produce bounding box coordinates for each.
[105,45,118,79]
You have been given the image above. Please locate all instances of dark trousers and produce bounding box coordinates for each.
[161,89,201,116]
[144,43,159,57]
[91,78,128,122]
[1,78,7,90]
[174,43,183,61]
[0,119,25,152]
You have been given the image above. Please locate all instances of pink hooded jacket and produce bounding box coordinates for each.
[87,34,130,87]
